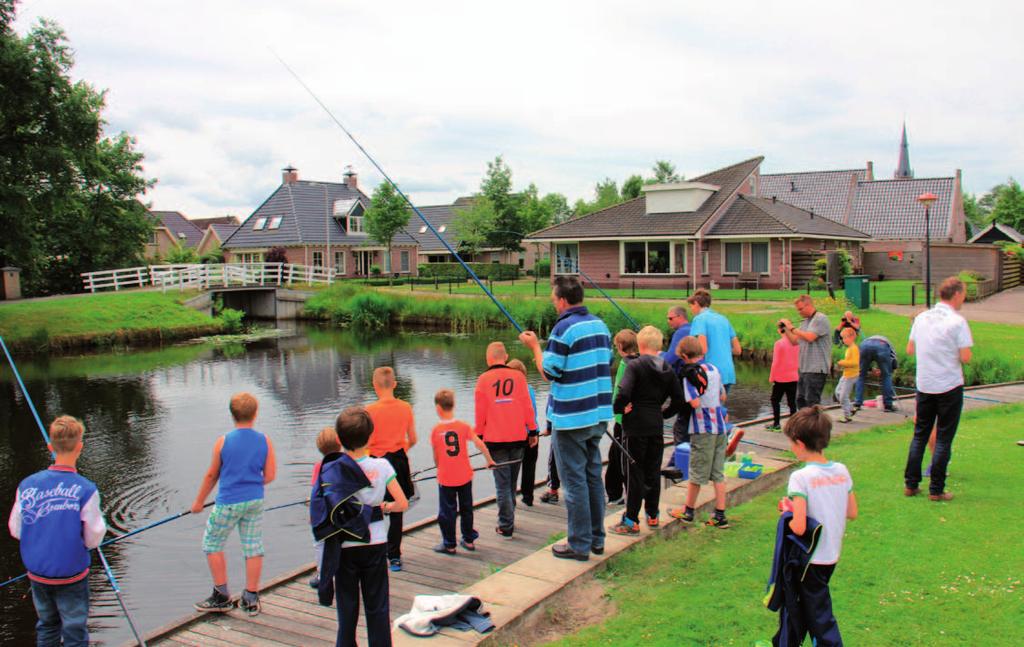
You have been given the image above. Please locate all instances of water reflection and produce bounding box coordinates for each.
[0,326,793,645]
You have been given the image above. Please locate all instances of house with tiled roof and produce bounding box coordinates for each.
[221,167,419,276]
[196,223,239,257]
[145,210,205,259]
[526,156,869,290]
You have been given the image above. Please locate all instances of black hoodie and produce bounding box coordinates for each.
[613,354,686,437]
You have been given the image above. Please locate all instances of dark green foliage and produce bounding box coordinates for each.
[0,2,152,295]
[621,174,644,200]
[164,243,199,264]
[481,156,526,253]
[365,181,411,272]
[417,262,519,280]
[217,308,245,333]
[264,246,288,264]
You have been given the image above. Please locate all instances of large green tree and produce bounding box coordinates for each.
[988,178,1024,232]
[0,1,153,295]
[364,181,411,273]
[622,174,644,200]
[481,156,526,252]
[451,198,495,257]
[648,159,681,184]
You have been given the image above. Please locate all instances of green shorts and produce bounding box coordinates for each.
[202,499,265,558]
[689,433,727,485]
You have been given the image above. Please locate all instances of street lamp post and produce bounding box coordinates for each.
[917,192,937,308]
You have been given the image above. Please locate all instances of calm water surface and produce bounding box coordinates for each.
[0,325,807,645]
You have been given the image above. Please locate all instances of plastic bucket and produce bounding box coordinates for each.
[673,443,690,481]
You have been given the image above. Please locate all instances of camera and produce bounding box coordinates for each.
[777,321,787,332]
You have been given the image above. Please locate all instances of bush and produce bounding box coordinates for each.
[217,308,245,333]
[418,262,519,280]
[265,246,288,264]
[201,247,225,264]
[813,249,853,284]
[535,259,551,277]
[370,265,382,276]
[348,292,398,330]
[165,244,199,264]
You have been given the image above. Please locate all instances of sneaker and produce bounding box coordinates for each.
[608,518,639,535]
[883,405,898,413]
[647,514,659,528]
[607,495,625,505]
[764,423,781,432]
[495,525,514,539]
[591,545,604,556]
[904,487,921,497]
[550,543,589,561]
[929,492,954,502]
[539,490,559,504]
[389,558,402,572]
[308,575,319,590]
[194,589,234,613]
[433,543,456,555]
[239,591,261,617]
[668,508,694,523]
[460,539,476,551]
[705,516,730,529]
[521,495,534,507]
[839,415,852,423]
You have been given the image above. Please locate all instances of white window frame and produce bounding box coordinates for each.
[555,243,579,274]
[722,242,743,275]
[348,215,366,235]
[268,216,283,230]
[253,217,267,231]
[333,250,346,274]
[701,251,709,275]
[750,241,770,275]
[400,250,410,273]
[237,251,264,264]
[619,240,679,275]
[312,251,324,267]
[674,242,689,275]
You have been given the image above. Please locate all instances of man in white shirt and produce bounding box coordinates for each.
[904,277,973,502]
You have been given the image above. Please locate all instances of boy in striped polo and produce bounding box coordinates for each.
[9,415,106,647]
[668,336,730,528]
[191,392,277,615]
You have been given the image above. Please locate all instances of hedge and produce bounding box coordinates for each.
[417,262,520,280]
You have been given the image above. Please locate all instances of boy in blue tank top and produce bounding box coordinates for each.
[191,392,277,616]
[9,415,107,647]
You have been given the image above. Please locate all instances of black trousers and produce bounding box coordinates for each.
[623,435,663,524]
[773,563,842,647]
[336,544,391,647]
[438,482,476,548]
[546,443,560,490]
[381,449,413,561]
[520,440,539,504]
[604,423,625,500]
[797,372,827,409]
[905,386,963,495]
[771,382,798,427]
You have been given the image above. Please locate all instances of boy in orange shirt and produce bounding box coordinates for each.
[366,367,417,572]
[431,389,495,554]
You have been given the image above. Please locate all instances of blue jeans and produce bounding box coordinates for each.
[552,423,606,554]
[855,338,895,407]
[488,444,524,532]
[30,577,89,647]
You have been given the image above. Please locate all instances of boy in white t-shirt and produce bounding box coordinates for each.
[335,407,408,647]
[778,406,859,647]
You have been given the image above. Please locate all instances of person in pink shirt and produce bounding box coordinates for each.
[767,324,800,431]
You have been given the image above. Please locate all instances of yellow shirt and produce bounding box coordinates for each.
[837,344,860,379]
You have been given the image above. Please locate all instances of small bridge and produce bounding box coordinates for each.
[81,263,338,293]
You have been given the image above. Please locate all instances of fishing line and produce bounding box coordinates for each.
[1,335,148,647]
[270,49,524,333]
[863,382,1007,404]
[555,253,639,331]
[412,458,522,483]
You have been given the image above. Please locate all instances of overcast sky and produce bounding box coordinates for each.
[14,0,1024,219]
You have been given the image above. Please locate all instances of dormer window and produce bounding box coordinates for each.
[641,182,720,214]
[268,216,283,230]
[418,225,428,234]
[348,215,365,235]
[253,217,267,230]
[334,198,358,216]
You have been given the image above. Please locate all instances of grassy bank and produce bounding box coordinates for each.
[305,284,1024,386]
[0,291,226,353]
[546,404,1024,647]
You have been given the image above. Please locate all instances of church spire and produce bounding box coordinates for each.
[894,122,913,179]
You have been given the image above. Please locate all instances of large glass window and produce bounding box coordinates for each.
[400,250,410,272]
[751,242,769,274]
[348,215,364,234]
[623,242,646,273]
[312,251,324,267]
[701,251,709,275]
[334,251,346,274]
[555,243,578,273]
[724,242,742,273]
[624,241,672,274]
[674,244,688,274]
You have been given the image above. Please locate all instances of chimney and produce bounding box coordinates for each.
[790,181,797,192]
[282,165,298,184]
[343,165,358,191]
[810,210,815,219]
[865,161,874,181]
[771,196,777,203]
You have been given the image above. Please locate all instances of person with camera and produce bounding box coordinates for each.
[780,295,832,408]
[833,310,861,345]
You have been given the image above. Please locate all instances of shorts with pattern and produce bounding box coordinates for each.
[689,433,727,485]
[202,499,265,557]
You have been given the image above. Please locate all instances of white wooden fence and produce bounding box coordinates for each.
[81,263,338,293]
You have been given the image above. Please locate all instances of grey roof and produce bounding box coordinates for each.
[708,196,870,239]
[150,211,205,248]
[849,177,955,240]
[404,204,462,253]
[209,223,238,242]
[967,221,1024,244]
[528,157,763,240]
[223,181,417,249]
[757,169,866,223]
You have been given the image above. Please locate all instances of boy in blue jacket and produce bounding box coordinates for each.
[8,415,107,647]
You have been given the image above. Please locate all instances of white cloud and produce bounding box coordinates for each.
[14,0,1024,216]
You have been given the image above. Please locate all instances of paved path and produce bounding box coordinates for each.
[876,286,1024,325]
[136,382,1024,647]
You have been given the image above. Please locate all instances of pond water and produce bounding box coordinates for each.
[0,324,848,645]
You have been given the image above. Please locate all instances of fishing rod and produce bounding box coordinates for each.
[863,382,1008,405]
[411,458,521,484]
[410,451,485,480]
[555,253,640,331]
[271,50,524,333]
[1,336,148,647]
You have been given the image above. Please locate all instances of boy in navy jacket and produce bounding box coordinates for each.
[8,415,107,647]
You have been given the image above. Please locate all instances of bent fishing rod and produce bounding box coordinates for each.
[0,336,148,647]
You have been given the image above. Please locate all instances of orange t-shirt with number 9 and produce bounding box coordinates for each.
[431,420,474,487]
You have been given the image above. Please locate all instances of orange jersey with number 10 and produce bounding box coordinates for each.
[474,365,538,444]
[431,420,474,487]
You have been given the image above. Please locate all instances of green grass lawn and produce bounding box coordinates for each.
[0,291,220,348]
[545,404,1024,647]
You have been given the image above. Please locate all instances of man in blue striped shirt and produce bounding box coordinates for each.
[521,276,613,560]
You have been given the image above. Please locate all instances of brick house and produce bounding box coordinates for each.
[221,167,419,276]
[196,223,239,257]
[146,210,205,259]
[526,156,870,290]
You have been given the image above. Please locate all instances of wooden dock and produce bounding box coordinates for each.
[135,381,1024,647]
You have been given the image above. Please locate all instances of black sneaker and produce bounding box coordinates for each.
[194,589,234,613]
[495,525,514,539]
[705,516,730,529]
[308,575,319,589]
[239,590,261,617]
[539,491,559,504]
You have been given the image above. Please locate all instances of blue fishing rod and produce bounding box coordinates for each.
[863,382,1008,404]
[271,50,524,333]
[0,336,148,646]
[556,253,640,331]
